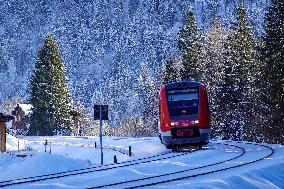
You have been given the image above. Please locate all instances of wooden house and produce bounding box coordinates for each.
[11,104,33,131]
[70,106,87,136]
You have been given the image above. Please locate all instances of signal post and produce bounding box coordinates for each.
[94,105,108,165]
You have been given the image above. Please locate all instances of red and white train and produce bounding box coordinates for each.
[158,81,211,150]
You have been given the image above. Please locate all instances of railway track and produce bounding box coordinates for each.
[0,141,274,188]
[0,149,192,188]
[87,141,274,189]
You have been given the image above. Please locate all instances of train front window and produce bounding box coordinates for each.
[167,88,199,120]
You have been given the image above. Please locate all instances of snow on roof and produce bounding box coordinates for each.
[18,104,33,115]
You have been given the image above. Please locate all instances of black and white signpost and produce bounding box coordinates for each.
[94,105,108,165]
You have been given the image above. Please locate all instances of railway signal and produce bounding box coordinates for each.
[94,105,108,165]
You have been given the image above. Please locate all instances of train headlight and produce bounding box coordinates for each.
[191,120,199,124]
[170,122,179,126]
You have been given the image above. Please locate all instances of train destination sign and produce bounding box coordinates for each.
[94,105,108,120]
[167,88,198,94]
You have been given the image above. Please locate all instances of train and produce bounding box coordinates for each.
[158,81,211,150]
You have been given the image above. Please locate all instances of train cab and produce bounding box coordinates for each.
[158,81,211,149]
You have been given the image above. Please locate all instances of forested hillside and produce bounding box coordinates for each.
[2,0,280,142]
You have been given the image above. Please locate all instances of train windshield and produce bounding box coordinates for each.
[167,88,199,120]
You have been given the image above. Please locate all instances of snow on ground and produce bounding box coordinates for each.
[162,143,284,189]
[0,135,169,182]
[0,134,283,188]
[25,136,168,164]
[6,134,25,151]
[0,152,90,181]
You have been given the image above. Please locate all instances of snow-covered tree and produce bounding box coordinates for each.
[203,4,260,141]
[263,0,284,143]
[201,17,229,139]
[163,58,180,84]
[28,36,72,136]
[138,63,159,135]
[177,8,203,81]
[231,3,255,140]
[220,3,257,140]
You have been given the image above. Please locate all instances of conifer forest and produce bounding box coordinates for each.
[0,0,283,143]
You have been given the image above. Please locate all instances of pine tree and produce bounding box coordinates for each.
[200,2,206,30]
[233,4,256,140]
[28,36,72,136]
[138,63,159,136]
[201,17,229,139]
[177,8,203,81]
[263,0,284,143]
[163,58,180,84]
[232,3,254,102]
[218,4,256,140]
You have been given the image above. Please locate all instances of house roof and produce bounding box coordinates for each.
[14,104,33,116]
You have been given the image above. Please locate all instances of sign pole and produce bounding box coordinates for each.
[94,105,107,166]
[99,105,103,165]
